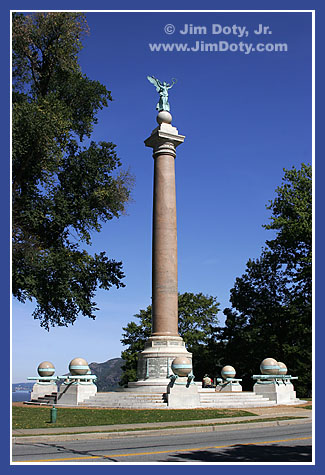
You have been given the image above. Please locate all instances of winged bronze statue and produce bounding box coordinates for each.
[147,76,177,112]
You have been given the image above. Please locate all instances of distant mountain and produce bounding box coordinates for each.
[89,358,124,392]
[12,358,124,394]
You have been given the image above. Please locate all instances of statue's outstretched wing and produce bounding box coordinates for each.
[147,75,161,92]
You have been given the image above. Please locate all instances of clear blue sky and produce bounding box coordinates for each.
[11,9,312,383]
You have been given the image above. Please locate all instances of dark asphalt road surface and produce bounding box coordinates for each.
[12,422,312,463]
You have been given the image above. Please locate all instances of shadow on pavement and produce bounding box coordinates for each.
[24,442,119,462]
[163,443,312,463]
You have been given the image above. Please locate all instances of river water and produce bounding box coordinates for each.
[12,391,31,402]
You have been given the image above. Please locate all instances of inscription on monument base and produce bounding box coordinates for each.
[137,351,192,380]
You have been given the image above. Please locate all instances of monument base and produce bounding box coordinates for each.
[135,335,192,385]
[31,382,57,401]
[166,377,200,408]
[127,379,170,393]
[253,380,297,404]
[56,382,97,406]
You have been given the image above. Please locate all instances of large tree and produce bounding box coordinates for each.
[12,13,133,329]
[222,164,312,396]
[120,292,221,386]
[263,163,312,298]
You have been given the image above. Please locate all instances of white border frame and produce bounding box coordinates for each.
[10,8,315,467]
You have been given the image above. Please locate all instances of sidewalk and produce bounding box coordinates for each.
[12,405,312,444]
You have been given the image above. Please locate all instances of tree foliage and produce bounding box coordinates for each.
[264,163,312,296]
[222,164,312,396]
[12,13,133,329]
[120,293,221,386]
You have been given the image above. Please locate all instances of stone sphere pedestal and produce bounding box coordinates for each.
[56,379,97,406]
[216,366,242,392]
[215,380,243,392]
[166,378,200,408]
[29,361,57,401]
[56,358,97,406]
[253,378,298,404]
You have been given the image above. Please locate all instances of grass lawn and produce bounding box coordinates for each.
[12,406,256,430]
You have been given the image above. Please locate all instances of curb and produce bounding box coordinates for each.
[12,417,311,444]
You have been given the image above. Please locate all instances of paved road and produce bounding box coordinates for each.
[12,422,312,463]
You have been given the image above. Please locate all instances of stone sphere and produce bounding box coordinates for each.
[221,365,236,380]
[69,357,89,375]
[157,110,172,124]
[277,362,288,375]
[171,356,192,377]
[260,358,280,375]
[37,361,55,377]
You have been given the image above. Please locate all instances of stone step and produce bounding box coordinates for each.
[79,392,168,408]
[82,403,165,407]
[81,401,167,406]
[203,393,265,396]
[78,390,280,409]
[200,397,271,401]
[93,392,164,396]
[79,400,167,408]
[30,399,52,404]
[278,398,305,405]
[80,404,168,409]
[30,392,58,405]
[93,392,264,398]
[199,393,266,398]
[85,397,166,403]
[200,394,268,401]
[200,402,271,407]
[200,399,273,404]
[93,394,165,398]
[200,402,277,408]
[199,391,262,395]
[201,397,273,404]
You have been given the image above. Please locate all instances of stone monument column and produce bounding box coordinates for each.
[151,121,180,337]
[129,108,192,390]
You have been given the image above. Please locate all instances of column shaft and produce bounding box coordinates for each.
[152,153,178,336]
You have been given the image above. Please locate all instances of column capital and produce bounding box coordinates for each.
[145,122,185,158]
